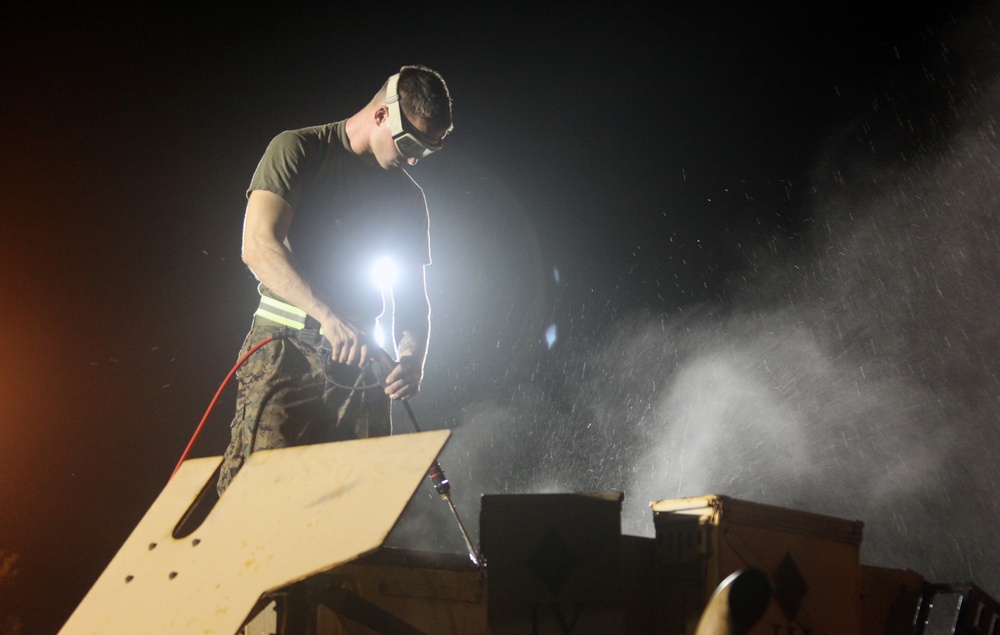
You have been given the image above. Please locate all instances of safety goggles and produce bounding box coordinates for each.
[386,73,443,160]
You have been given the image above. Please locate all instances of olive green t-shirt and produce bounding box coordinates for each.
[247,121,431,326]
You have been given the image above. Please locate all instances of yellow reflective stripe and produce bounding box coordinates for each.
[259,295,307,318]
[254,307,307,329]
[254,300,324,336]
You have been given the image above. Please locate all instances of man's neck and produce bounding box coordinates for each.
[344,110,372,156]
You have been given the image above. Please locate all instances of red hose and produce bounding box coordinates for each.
[170,335,277,479]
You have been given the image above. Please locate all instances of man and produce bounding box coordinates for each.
[217,65,453,495]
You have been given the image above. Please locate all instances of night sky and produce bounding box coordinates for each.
[3,3,1000,632]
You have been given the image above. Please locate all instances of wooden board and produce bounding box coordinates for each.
[59,430,450,635]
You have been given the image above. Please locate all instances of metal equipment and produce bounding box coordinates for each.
[368,351,480,567]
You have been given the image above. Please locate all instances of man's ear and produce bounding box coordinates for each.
[374,105,389,125]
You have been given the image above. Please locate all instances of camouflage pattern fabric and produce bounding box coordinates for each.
[217,322,390,495]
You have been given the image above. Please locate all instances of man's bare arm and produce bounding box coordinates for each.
[382,263,430,400]
[242,189,368,366]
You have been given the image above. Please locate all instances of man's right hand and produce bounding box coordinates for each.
[320,315,369,367]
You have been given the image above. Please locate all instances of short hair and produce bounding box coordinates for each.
[397,65,453,135]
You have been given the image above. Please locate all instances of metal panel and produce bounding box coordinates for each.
[480,492,625,634]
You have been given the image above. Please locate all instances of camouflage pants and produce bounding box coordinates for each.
[217,322,390,495]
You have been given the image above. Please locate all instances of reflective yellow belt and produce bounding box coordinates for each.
[254,295,323,333]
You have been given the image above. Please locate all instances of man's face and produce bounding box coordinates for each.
[373,107,445,170]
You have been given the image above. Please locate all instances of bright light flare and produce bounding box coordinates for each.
[371,256,398,291]
[371,257,397,350]
[372,323,386,347]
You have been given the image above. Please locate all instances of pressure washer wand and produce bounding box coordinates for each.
[396,399,480,566]
[370,351,480,566]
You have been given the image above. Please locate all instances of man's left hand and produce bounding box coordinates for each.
[383,355,422,400]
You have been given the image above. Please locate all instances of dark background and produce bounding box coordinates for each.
[3,3,1000,632]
